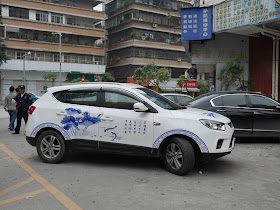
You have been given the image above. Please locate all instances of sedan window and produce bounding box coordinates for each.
[249,95,279,109]
[177,96,192,105]
[212,95,247,107]
[135,88,183,110]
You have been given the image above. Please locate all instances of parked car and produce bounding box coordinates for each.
[25,83,234,175]
[28,93,39,103]
[186,91,280,138]
[162,93,193,106]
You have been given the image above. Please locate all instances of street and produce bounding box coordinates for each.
[0,109,280,210]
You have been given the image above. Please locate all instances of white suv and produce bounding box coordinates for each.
[26,83,235,175]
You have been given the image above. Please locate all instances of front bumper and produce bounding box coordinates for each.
[26,136,36,146]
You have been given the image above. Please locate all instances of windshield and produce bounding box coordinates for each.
[135,88,185,110]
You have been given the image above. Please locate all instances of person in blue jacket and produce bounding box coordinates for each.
[12,85,32,134]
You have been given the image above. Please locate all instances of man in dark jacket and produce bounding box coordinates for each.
[13,85,32,134]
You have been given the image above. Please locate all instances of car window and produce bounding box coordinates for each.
[104,91,140,110]
[249,95,279,109]
[64,90,97,106]
[164,95,175,102]
[177,95,192,105]
[212,95,247,107]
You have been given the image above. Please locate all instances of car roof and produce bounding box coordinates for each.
[47,82,143,92]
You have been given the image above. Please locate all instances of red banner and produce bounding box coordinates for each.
[184,81,198,88]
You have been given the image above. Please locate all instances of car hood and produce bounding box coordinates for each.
[170,107,231,123]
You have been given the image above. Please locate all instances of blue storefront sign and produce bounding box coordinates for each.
[181,7,213,41]
[214,0,280,32]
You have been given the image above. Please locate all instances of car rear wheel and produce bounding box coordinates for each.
[163,137,195,175]
[36,130,67,163]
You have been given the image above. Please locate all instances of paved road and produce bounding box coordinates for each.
[0,114,280,209]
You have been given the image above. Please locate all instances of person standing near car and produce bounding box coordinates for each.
[4,86,17,131]
[13,85,32,134]
[15,88,20,95]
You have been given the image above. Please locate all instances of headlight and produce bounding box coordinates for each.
[199,119,226,131]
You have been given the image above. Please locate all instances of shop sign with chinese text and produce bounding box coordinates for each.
[184,81,198,88]
[214,0,280,32]
[181,7,213,40]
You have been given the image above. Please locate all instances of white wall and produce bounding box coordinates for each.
[0,60,106,74]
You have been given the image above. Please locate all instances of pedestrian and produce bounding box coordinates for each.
[4,86,17,131]
[13,85,32,134]
[15,88,20,95]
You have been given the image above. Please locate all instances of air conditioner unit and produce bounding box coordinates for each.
[34,57,40,61]
[177,58,182,62]
[94,61,98,64]
[152,23,157,28]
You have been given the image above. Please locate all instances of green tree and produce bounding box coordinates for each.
[42,72,58,86]
[218,57,253,91]
[177,74,186,93]
[0,12,7,66]
[70,77,89,83]
[133,67,147,86]
[155,69,170,92]
[101,72,115,82]
[197,80,208,94]
[132,63,167,90]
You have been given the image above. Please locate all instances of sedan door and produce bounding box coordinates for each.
[98,89,154,155]
[210,94,254,137]
[248,94,280,137]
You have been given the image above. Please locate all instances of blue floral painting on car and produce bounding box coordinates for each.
[61,108,101,136]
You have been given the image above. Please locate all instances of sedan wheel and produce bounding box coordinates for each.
[36,130,67,163]
[163,137,195,175]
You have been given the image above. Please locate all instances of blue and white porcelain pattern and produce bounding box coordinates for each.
[30,123,71,140]
[153,129,209,153]
[203,112,217,118]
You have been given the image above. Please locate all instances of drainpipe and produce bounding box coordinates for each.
[261,31,276,99]
[276,38,279,101]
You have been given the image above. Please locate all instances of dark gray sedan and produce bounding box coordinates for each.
[187,91,280,137]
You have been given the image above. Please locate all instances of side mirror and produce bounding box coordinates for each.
[276,105,280,111]
[134,103,149,112]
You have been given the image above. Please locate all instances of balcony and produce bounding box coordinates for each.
[4,39,105,56]
[108,39,185,52]
[2,0,104,19]
[107,57,191,69]
[3,18,104,38]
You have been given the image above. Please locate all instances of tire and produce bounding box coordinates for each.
[163,137,195,175]
[36,130,67,163]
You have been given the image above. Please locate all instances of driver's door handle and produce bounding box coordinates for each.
[56,112,67,116]
[100,116,113,121]
[217,109,226,112]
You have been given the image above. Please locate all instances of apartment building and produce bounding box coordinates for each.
[105,0,192,82]
[0,0,105,100]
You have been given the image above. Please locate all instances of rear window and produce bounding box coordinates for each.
[53,90,98,106]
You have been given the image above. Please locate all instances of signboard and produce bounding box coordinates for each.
[181,7,213,41]
[184,80,198,88]
[214,0,280,32]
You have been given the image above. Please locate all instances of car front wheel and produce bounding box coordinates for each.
[163,137,195,175]
[36,130,67,163]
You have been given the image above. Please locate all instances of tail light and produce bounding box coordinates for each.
[28,106,36,114]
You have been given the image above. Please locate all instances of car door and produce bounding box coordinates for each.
[210,94,254,136]
[248,94,280,136]
[98,88,154,154]
[54,89,100,143]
